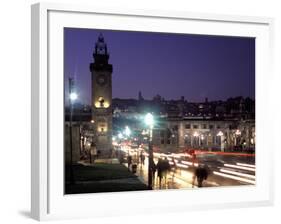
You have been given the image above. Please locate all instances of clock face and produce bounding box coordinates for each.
[96,74,107,86]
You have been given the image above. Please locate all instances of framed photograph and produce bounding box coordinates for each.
[31,2,274,221]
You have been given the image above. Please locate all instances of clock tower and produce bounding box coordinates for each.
[90,34,113,156]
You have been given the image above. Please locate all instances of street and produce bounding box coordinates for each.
[119,145,255,190]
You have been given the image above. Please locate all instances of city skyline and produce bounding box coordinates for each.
[64,28,255,105]
[64,28,256,194]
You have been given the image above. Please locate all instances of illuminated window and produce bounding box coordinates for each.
[98,97,104,107]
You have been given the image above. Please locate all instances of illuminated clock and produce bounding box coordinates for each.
[96,74,107,86]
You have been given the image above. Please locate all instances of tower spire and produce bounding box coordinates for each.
[93,33,109,64]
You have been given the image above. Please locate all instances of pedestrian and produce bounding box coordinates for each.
[118,153,124,164]
[156,158,164,188]
[127,154,132,170]
[149,158,157,186]
[140,152,145,166]
[97,150,101,159]
[194,164,209,187]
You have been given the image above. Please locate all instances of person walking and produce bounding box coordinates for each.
[140,152,145,167]
[119,153,124,164]
[194,164,209,187]
[156,158,164,189]
[127,154,132,171]
[151,158,157,186]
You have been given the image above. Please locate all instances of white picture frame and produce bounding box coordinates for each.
[31,2,274,221]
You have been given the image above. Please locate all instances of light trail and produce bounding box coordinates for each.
[224,164,255,172]
[220,169,256,179]
[196,151,255,157]
[171,153,185,159]
[181,160,198,167]
[213,171,255,185]
[236,163,256,168]
[175,163,189,169]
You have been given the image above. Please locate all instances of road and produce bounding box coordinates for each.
[119,145,255,190]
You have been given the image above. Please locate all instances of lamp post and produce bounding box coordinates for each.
[124,126,131,156]
[217,131,224,152]
[124,126,131,137]
[69,77,77,185]
[144,113,154,190]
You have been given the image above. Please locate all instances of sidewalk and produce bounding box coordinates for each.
[65,160,148,194]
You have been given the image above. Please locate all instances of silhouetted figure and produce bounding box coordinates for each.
[156,159,165,188]
[151,159,157,185]
[194,164,209,187]
[118,152,124,164]
[140,152,145,167]
[127,155,132,170]
[97,150,101,159]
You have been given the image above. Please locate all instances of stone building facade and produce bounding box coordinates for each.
[152,117,255,152]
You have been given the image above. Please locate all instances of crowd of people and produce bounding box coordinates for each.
[152,158,209,189]
[118,149,210,189]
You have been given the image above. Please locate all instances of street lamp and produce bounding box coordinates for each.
[69,77,77,185]
[118,132,123,139]
[217,131,224,152]
[124,126,131,137]
[144,113,154,190]
[235,129,241,136]
[70,92,78,101]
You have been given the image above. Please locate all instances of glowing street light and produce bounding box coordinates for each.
[118,133,123,139]
[124,126,131,137]
[68,77,78,185]
[193,131,199,137]
[144,113,154,190]
[144,113,154,128]
[235,129,241,135]
[70,92,78,101]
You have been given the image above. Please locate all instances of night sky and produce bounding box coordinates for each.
[64,28,255,105]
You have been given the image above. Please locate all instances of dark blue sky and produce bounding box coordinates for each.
[64,28,255,104]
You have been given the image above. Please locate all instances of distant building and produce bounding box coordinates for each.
[138,91,144,101]
[151,117,255,153]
